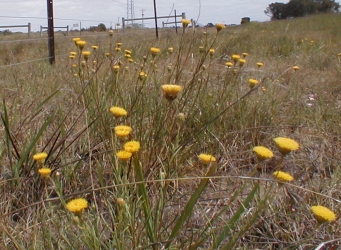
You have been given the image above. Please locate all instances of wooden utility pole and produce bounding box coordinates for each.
[153,0,158,38]
[174,10,177,34]
[47,0,55,64]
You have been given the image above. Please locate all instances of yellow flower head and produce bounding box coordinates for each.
[168,47,174,53]
[33,152,48,164]
[113,65,120,73]
[124,141,141,153]
[293,66,299,71]
[91,45,98,50]
[232,54,240,63]
[242,52,248,58]
[199,154,216,164]
[128,58,134,63]
[66,198,88,215]
[124,50,132,55]
[161,84,183,101]
[38,167,52,178]
[114,125,132,138]
[70,52,77,56]
[69,55,75,59]
[225,62,233,68]
[116,42,122,47]
[116,150,132,161]
[249,78,259,89]
[215,23,225,32]
[273,171,294,182]
[115,47,121,52]
[199,46,205,53]
[253,146,274,161]
[82,51,91,60]
[72,37,81,45]
[108,30,114,36]
[110,106,127,117]
[76,40,86,50]
[209,49,215,56]
[150,47,160,57]
[181,19,191,28]
[273,137,299,155]
[311,205,336,223]
[256,62,263,68]
[105,52,110,57]
[138,71,147,80]
[239,59,246,67]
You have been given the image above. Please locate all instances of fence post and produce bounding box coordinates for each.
[40,26,43,37]
[122,17,125,33]
[47,0,55,64]
[174,10,178,34]
[182,12,186,19]
[28,23,31,38]
[67,25,69,36]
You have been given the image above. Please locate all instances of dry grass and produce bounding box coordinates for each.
[0,13,341,249]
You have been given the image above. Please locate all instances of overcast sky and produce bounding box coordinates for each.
[1,0,272,32]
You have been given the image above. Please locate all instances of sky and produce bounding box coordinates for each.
[0,0,272,32]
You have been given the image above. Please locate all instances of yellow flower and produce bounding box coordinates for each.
[209,49,215,56]
[117,197,126,205]
[124,141,140,153]
[38,167,52,178]
[199,46,205,53]
[114,125,132,138]
[128,58,134,63]
[225,62,233,68]
[273,171,294,182]
[124,50,132,55]
[66,198,88,215]
[338,52,341,57]
[82,51,91,60]
[116,42,122,47]
[72,37,81,45]
[91,45,98,50]
[293,66,299,71]
[108,30,114,36]
[69,55,75,59]
[33,152,48,164]
[215,23,225,32]
[168,47,174,53]
[110,106,127,117]
[161,84,183,101]
[181,19,191,28]
[249,78,259,89]
[256,62,263,68]
[253,146,274,161]
[116,150,132,161]
[199,154,216,164]
[76,40,86,50]
[311,205,336,223]
[105,52,110,57]
[239,59,246,67]
[138,71,147,80]
[273,137,299,155]
[242,52,248,58]
[150,47,160,57]
[70,52,77,56]
[113,65,120,73]
[232,54,240,63]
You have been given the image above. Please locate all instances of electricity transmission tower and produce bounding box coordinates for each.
[127,0,135,26]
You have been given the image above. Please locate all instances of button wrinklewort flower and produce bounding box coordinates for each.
[256,62,264,68]
[66,198,88,216]
[273,137,299,155]
[38,167,52,179]
[110,106,127,118]
[293,66,299,71]
[114,125,132,138]
[116,150,132,161]
[242,52,248,58]
[33,152,48,164]
[311,205,336,223]
[150,47,160,57]
[215,23,225,32]
[249,78,259,89]
[76,40,86,50]
[198,154,216,164]
[225,62,233,68]
[232,54,240,63]
[181,19,191,28]
[273,171,294,182]
[124,141,141,153]
[161,84,183,101]
[253,146,274,161]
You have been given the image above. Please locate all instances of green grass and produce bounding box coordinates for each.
[0,13,341,249]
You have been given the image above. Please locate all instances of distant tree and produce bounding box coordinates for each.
[265,0,340,19]
[98,23,107,31]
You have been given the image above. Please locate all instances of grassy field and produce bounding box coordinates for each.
[0,13,341,249]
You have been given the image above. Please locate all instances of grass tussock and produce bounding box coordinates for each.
[0,13,341,249]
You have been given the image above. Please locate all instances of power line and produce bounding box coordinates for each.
[0,15,113,23]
